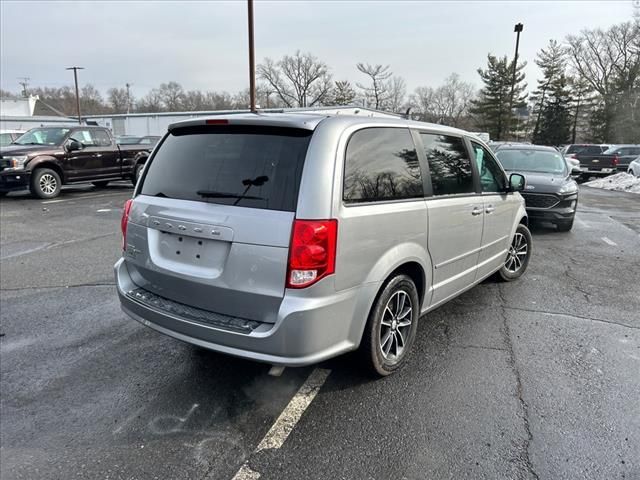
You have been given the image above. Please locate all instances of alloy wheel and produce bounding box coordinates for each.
[39,173,57,195]
[379,290,413,361]
[505,232,528,273]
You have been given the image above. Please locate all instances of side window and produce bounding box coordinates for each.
[343,127,422,203]
[420,133,474,196]
[70,130,96,146]
[471,141,506,193]
[93,130,112,147]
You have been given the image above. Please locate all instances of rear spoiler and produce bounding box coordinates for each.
[168,116,320,132]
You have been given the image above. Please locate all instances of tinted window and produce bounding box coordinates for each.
[0,133,12,146]
[141,125,311,212]
[93,130,111,147]
[420,133,474,196]
[343,128,422,203]
[471,141,506,192]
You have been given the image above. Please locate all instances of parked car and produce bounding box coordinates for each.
[115,113,531,376]
[0,126,154,198]
[116,135,161,147]
[600,145,640,173]
[575,144,640,180]
[495,145,578,232]
[628,156,640,177]
[561,144,610,157]
[0,129,26,147]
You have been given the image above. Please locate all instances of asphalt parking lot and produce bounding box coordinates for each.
[1,184,639,480]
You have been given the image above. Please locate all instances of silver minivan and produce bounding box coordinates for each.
[115,113,530,376]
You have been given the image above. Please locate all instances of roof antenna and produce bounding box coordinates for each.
[404,107,412,120]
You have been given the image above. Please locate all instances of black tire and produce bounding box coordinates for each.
[497,224,532,282]
[132,163,143,187]
[92,181,109,188]
[30,168,61,199]
[360,274,420,376]
[556,219,574,232]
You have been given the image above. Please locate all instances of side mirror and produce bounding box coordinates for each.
[509,173,526,192]
[67,139,83,152]
[571,166,582,175]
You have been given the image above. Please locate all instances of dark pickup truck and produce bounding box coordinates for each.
[0,126,154,198]
[576,144,640,180]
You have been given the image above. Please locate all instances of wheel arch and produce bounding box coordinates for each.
[29,158,65,183]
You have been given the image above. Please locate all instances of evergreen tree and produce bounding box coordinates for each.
[530,40,573,145]
[470,55,527,141]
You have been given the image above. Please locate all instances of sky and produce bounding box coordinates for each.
[0,0,636,99]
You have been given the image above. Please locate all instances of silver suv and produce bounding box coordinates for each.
[115,113,530,376]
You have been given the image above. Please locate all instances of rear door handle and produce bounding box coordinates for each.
[486,205,495,214]
[471,207,483,216]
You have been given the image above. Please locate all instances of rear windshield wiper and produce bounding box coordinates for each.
[196,190,263,200]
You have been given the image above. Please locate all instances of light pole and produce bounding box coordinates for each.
[508,23,523,140]
[66,66,84,124]
[247,0,256,112]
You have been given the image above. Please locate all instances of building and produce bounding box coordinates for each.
[85,106,402,137]
[0,96,75,130]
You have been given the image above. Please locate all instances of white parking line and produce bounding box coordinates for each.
[230,368,331,480]
[41,192,130,204]
[601,237,617,246]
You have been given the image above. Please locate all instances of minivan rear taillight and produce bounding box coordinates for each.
[287,219,337,288]
[121,199,133,251]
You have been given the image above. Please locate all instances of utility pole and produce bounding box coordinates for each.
[508,23,524,140]
[247,0,256,112]
[17,77,30,97]
[66,66,84,124]
[126,82,132,114]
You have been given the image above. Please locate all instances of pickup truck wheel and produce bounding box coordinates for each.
[497,224,532,282]
[30,168,61,199]
[360,274,419,377]
[556,219,574,232]
[92,181,109,188]
[132,164,143,186]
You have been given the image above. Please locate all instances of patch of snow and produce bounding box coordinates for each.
[584,172,640,194]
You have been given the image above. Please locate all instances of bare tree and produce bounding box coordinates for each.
[137,88,164,113]
[384,76,407,112]
[408,74,475,127]
[107,87,131,113]
[258,51,333,107]
[80,84,106,114]
[356,63,392,109]
[158,81,185,111]
[566,22,640,141]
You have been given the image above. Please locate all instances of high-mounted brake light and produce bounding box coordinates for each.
[206,119,229,125]
[121,199,133,251]
[287,219,338,288]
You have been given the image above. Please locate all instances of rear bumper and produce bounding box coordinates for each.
[579,168,615,177]
[0,171,30,192]
[115,258,377,366]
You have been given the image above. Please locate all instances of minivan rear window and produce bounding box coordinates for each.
[140,125,312,211]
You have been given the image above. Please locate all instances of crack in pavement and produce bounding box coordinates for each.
[503,306,639,331]
[450,344,508,353]
[498,285,540,480]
